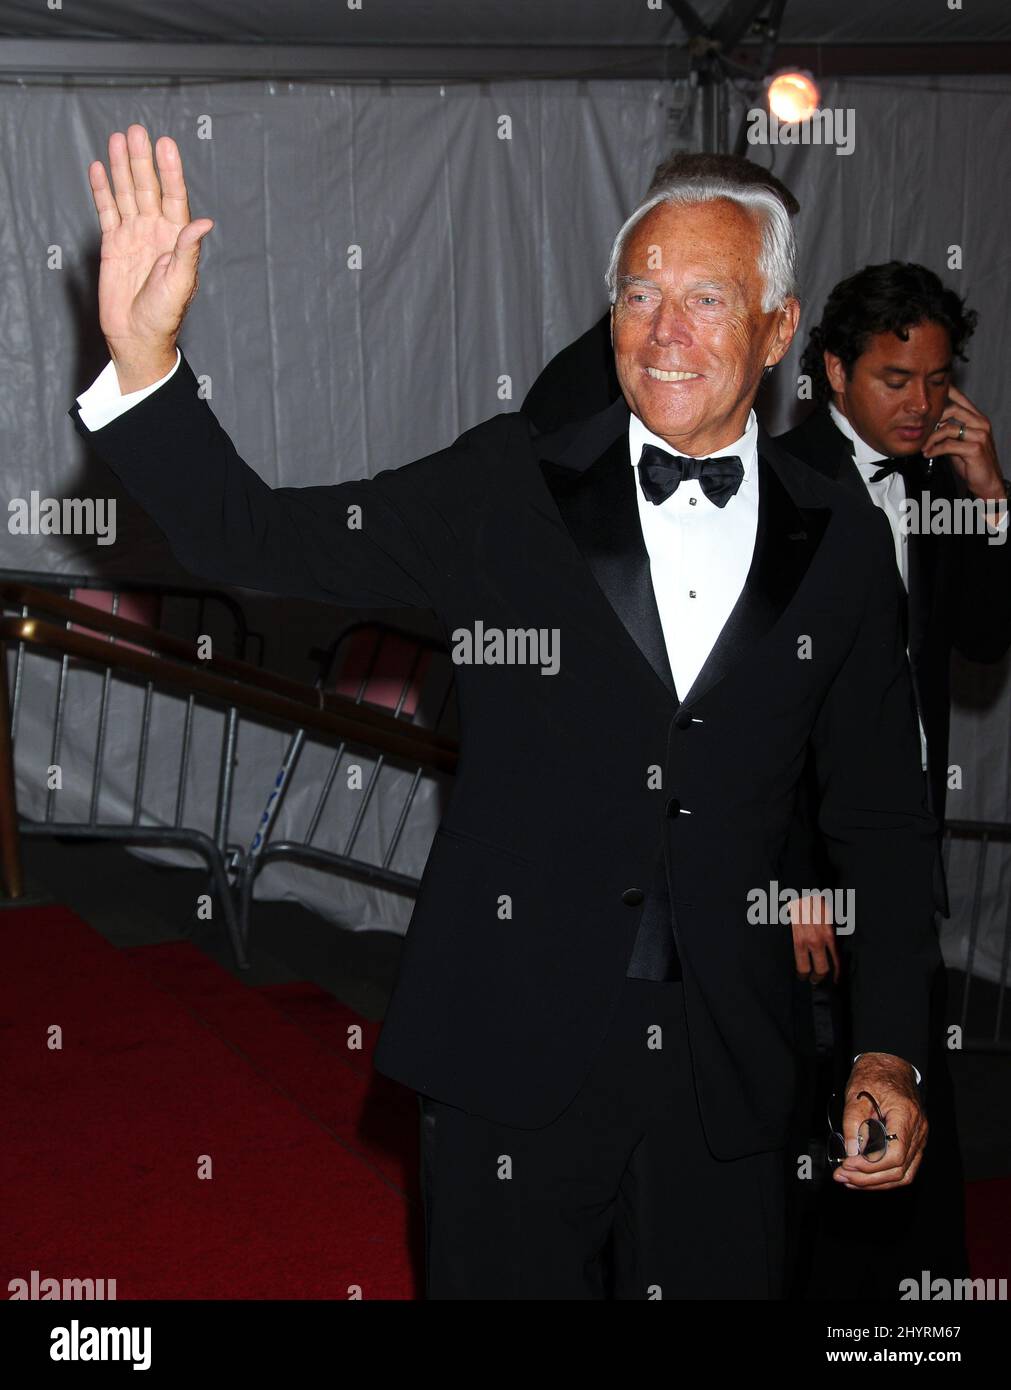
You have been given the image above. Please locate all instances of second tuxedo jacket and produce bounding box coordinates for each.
[779,405,1011,835]
[70,356,942,1159]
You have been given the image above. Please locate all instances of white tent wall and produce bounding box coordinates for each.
[2,74,692,938]
[1,65,1008,980]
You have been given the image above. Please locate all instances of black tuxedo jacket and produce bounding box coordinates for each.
[70,356,941,1159]
[779,406,1011,834]
[522,311,615,434]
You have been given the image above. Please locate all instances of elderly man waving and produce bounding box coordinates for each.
[71,128,939,1299]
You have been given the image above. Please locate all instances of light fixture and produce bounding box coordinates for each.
[767,69,820,122]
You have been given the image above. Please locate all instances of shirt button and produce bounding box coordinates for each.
[689,590,697,598]
[689,497,697,506]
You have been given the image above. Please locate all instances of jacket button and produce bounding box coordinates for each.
[622,888,645,907]
[675,711,694,730]
[665,797,680,817]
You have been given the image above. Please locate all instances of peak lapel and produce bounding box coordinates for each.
[536,400,679,705]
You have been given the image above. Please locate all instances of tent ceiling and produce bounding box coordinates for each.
[1,0,1009,46]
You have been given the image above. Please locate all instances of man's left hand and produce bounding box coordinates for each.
[833,1052,928,1190]
[924,384,1006,503]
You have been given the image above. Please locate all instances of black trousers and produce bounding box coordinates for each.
[417,978,786,1299]
[801,961,969,1299]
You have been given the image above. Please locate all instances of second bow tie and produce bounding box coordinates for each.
[868,455,926,485]
[637,442,744,508]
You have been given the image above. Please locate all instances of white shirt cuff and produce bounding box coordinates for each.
[852,1052,922,1085]
[76,348,182,432]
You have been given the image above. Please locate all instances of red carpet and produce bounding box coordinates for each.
[964,1178,1011,1283]
[0,906,419,1299]
[2,904,1004,1298]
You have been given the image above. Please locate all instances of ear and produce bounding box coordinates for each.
[823,350,847,395]
[764,297,800,368]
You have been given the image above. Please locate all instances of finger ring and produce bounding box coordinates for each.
[958,420,966,441]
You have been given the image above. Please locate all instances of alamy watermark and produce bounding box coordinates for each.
[451,621,559,675]
[8,492,116,546]
[901,493,1007,546]
[746,108,856,157]
[900,1270,1007,1300]
[747,882,855,934]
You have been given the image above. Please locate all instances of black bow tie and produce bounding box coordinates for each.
[867,454,926,485]
[637,442,745,508]
[838,433,927,486]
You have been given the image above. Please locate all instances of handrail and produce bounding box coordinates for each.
[0,583,458,762]
[0,581,323,710]
[0,566,258,662]
[0,615,458,775]
[945,819,1011,837]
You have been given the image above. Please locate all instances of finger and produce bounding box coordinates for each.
[925,418,965,444]
[794,944,812,979]
[154,135,191,227]
[808,946,831,982]
[926,420,985,445]
[839,1145,910,1177]
[924,425,986,461]
[837,1169,908,1190]
[127,123,163,217]
[88,159,121,234]
[838,1156,914,1188]
[894,1147,926,1187]
[945,384,983,419]
[108,130,139,218]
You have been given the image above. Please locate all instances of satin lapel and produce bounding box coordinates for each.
[538,423,679,705]
[679,438,832,708]
[902,456,938,666]
[788,406,872,508]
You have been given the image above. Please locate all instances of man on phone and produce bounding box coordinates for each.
[778,261,1011,1297]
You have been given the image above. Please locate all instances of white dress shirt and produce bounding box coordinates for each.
[828,403,912,586]
[76,348,183,432]
[828,403,930,771]
[629,409,759,701]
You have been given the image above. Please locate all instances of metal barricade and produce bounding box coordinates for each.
[236,621,457,950]
[943,819,1011,1050]
[0,581,457,970]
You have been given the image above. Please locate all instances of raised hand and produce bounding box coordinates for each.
[88,124,214,392]
[924,384,1006,504]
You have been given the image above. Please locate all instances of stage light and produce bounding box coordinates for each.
[767,70,821,123]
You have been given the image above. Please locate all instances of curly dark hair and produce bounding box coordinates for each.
[800,261,977,402]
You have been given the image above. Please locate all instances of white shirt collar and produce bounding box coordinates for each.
[628,407,759,479]
[828,401,891,469]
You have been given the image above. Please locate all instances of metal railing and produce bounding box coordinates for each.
[0,582,457,969]
[0,566,263,664]
[237,620,457,946]
[943,819,1011,1051]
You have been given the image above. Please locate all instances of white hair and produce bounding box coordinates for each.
[604,177,798,313]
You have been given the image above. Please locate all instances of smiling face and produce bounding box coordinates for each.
[610,198,799,455]
[825,320,953,456]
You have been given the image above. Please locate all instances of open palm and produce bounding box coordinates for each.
[89,125,213,353]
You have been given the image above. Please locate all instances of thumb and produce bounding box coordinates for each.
[166,217,214,282]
